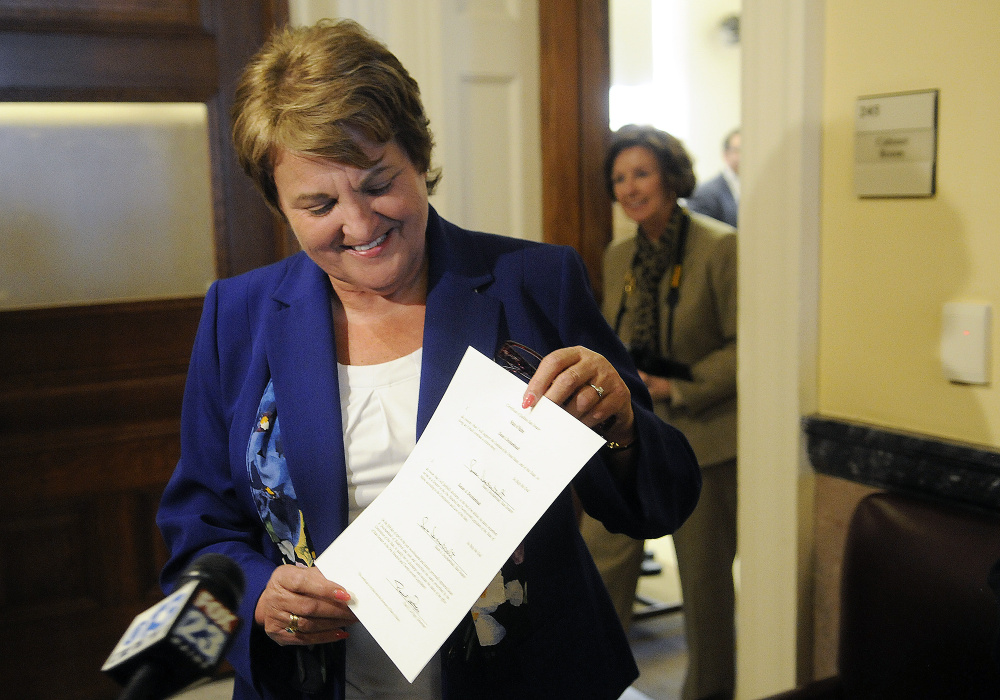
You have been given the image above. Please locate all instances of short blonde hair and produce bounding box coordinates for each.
[232,19,441,213]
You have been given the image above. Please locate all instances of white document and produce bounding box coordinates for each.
[315,346,605,682]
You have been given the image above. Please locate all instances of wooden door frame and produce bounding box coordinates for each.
[539,0,611,299]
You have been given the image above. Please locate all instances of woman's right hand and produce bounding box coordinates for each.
[638,370,672,403]
[254,564,357,646]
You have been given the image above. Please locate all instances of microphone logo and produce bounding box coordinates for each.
[169,588,233,669]
[103,582,200,670]
[102,553,245,699]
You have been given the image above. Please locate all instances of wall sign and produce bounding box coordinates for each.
[855,89,938,198]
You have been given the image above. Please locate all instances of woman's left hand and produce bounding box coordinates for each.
[522,346,635,448]
[638,370,672,403]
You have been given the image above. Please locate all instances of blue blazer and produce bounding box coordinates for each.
[686,173,738,228]
[157,206,700,700]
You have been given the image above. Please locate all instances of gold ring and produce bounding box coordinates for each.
[285,613,300,634]
[590,383,605,400]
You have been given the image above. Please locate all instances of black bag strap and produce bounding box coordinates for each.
[664,211,689,356]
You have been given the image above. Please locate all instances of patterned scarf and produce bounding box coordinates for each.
[629,207,684,357]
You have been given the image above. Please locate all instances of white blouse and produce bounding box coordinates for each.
[337,348,442,699]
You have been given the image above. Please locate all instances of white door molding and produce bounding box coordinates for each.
[736,1,824,697]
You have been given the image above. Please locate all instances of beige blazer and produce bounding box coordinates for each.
[602,210,737,467]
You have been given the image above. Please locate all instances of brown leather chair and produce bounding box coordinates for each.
[764,491,1000,700]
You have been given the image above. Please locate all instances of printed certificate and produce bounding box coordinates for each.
[315,346,604,681]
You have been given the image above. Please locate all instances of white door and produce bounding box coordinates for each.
[289,0,542,241]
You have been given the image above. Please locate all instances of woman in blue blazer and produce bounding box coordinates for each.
[156,19,700,700]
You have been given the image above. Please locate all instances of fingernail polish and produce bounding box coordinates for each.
[522,392,535,409]
[335,589,351,602]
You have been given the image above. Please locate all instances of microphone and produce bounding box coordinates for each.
[102,553,246,700]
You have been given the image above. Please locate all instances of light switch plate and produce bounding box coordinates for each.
[940,302,991,384]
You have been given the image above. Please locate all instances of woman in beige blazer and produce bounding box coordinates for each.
[580,124,737,700]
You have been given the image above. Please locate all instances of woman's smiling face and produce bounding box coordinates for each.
[273,135,430,302]
[611,144,673,235]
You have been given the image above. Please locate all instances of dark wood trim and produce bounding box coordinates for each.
[539,0,582,253]
[0,0,203,32]
[0,31,217,101]
[1,298,203,383]
[539,0,612,298]
[206,0,288,277]
[0,298,201,437]
[576,0,613,298]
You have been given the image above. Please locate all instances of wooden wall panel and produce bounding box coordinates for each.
[1,299,200,381]
[0,490,169,700]
[1,300,199,435]
[0,299,195,699]
[0,1,286,276]
[0,3,288,697]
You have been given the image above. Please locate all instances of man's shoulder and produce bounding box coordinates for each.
[693,173,729,196]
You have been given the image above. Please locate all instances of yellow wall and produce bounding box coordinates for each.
[820,1,1000,447]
